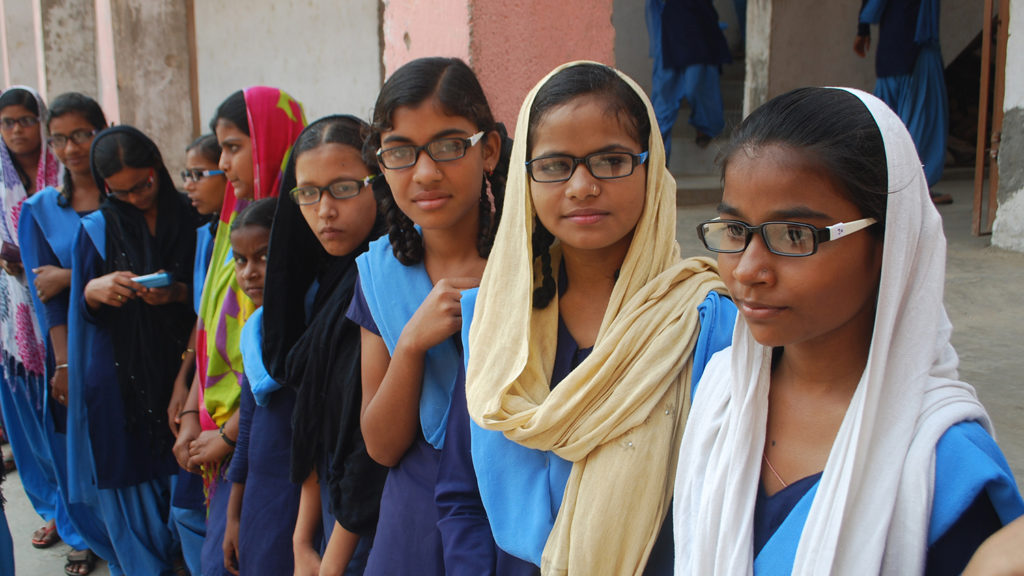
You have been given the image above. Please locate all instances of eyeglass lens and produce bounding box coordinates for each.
[378,134,479,170]
[1,116,39,130]
[700,221,817,256]
[528,152,646,183]
[48,129,96,148]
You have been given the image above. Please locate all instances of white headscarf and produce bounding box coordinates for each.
[672,88,989,575]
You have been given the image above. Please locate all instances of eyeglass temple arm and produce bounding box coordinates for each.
[824,218,877,241]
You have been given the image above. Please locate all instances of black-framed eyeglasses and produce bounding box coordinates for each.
[0,116,40,130]
[47,129,98,149]
[377,131,484,170]
[525,151,649,183]
[289,174,378,205]
[107,172,155,198]
[180,168,225,184]
[696,217,877,257]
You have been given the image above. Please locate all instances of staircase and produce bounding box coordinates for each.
[669,56,745,206]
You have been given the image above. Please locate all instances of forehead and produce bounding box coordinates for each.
[530,96,641,152]
[215,119,248,141]
[722,145,857,220]
[48,113,94,133]
[104,165,151,186]
[230,225,270,249]
[384,99,476,140]
[0,105,34,118]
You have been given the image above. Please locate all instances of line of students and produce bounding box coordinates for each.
[0,55,1021,576]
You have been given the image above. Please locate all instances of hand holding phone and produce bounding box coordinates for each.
[131,271,173,289]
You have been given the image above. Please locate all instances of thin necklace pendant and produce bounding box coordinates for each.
[763,451,789,488]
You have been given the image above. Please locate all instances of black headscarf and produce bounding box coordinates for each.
[261,128,387,534]
[89,125,199,452]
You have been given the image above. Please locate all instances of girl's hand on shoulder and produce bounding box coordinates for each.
[188,428,233,468]
[398,277,479,354]
[84,271,141,309]
[32,265,71,303]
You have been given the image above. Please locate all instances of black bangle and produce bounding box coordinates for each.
[219,423,236,448]
[177,409,199,419]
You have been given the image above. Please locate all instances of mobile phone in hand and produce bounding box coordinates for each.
[131,272,173,288]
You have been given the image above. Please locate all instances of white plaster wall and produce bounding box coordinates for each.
[193,0,381,136]
[1005,0,1024,111]
[993,0,1023,252]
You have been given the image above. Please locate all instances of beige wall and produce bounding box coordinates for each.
[37,0,97,99]
[193,0,382,134]
[1,0,42,89]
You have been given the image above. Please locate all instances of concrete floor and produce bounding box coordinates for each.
[2,177,1022,575]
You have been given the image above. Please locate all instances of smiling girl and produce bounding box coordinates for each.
[673,87,1024,575]
[462,61,733,575]
[18,91,108,575]
[347,57,509,575]
[68,125,199,574]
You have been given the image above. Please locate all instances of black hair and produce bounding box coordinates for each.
[294,114,374,168]
[719,87,887,238]
[0,88,39,116]
[527,63,652,309]
[0,88,42,191]
[210,90,248,136]
[365,57,512,266]
[91,130,163,182]
[46,92,108,207]
[186,133,221,166]
[231,197,276,233]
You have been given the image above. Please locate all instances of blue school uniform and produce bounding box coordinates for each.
[646,0,732,159]
[749,420,1023,575]
[17,187,117,562]
[859,0,946,186]
[436,285,737,574]
[68,210,183,575]
[224,307,302,576]
[346,235,462,576]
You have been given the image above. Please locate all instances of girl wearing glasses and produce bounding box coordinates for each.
[347,57,509,576]
[66,125,199,574]
[170,87,303,576]
[255,115,387,576]
[0,86,64,552]
[673,88,1024,575]
[458,62,734,575]
[18,91,108,575]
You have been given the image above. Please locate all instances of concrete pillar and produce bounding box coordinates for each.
[102,0,193,177]
[1,0,43,89]
[382,0,615,130]
[37,0,98,99]
[744,0,875,115]
[993,0,1023,252]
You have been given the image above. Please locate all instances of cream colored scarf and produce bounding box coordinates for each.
[465,61,726,575]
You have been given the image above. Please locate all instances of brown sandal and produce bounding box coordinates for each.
[65,548,97,575]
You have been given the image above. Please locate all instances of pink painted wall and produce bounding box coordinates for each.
[470,0,615,130]
[382,0,615,131]
[383,0,471,78]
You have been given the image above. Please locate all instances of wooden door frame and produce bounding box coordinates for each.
[973,0,1009,236]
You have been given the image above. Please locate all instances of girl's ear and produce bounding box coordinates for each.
[481,130,502,172]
